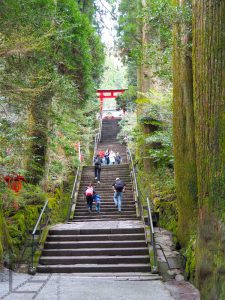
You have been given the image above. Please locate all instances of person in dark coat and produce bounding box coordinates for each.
[93,154,102,183]
[112,177,126,212]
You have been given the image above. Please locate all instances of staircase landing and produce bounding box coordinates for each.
[50,219,144,231]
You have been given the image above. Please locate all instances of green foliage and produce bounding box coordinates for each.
[145,131,173,165]
[116,85,137,112]
[100,53,128,89]
[0,179,71,265]
[117,0,173,82]
[182,234,196,282]
[117,112,137,143]
[0,0,104,266]
[0,0,104,181]
[0,210,12,265]
[1,183,46,216]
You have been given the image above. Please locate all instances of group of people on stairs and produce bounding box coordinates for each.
[84,178,126,214]
[93,150,121,184]
[84,152,126,214]
[98,148,122,166]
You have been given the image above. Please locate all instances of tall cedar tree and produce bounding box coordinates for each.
[193,0,225,297]
[173,0,197,246]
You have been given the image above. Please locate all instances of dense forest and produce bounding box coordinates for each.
[0,0,224,299]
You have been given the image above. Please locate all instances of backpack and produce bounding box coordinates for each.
[85,186,94,196]
[114,180,124,192]
[94,157,101,166]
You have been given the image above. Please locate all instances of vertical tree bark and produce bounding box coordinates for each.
[192,0,225,297]
[136,0,153,172]
[27,91,53,184]
[173,0,197,246]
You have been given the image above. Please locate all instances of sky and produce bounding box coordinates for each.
[95,0,118,49]
[95,0,128,90]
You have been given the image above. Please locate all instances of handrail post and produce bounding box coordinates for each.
[28,199,49,275]
[31,234,35,270]
[147,197,158,273]
[67,165,81,221]
[93,114,102,162]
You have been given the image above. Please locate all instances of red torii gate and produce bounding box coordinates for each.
[96,89,126,111]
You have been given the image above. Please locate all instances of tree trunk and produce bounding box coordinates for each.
[136,0,152,172]
[173,0,197,246]
[192,0,225,297]
[27,91,53,184]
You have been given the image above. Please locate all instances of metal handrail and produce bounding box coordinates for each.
[29,199,50,274]
[126,145,158,273]
[98,113,102,142]
[147,197,158,273]
[66,165,81,221]
[126,147,139,199]
[32,200,49,236]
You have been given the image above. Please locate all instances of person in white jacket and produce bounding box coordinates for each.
[109,150,116,165]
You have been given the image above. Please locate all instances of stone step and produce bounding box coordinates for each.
[76,202,135,206]
[79,187,133,192]
[75,205,135,209]
[83,165,130,171]
[82,172,130,175]
[75,207,135,212]
[71,218,138,222]
[49,228,144,235]
[80,183,131,186]
[76,199,134,203]
[73,214,137,220]
[42,247,148,257]
[80,180,132,183]
[98,145,125,149]
[44,240,146,250]
[81,179,131,182]
[72,218,138,222]
[74,211,136,216]
[37,263,150,273]
[74,210,136,214]
[81,176,131,180]
[78,191,133,195]
[47,233,145,242]
[39,255,149,265]
[82,170,130,173]
[43,272,161,279]
[76,201,134,204]
[73,216,137,221]
[74,212,136,217]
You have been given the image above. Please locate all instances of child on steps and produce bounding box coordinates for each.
[94,194,101,213]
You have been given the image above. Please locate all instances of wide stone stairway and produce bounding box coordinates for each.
[37,118,152,274]
[73,164,135,222]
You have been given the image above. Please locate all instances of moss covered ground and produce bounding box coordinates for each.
[0,177,73,268]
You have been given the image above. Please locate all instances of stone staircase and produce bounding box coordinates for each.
[98,118,127,163]
[73,164,136,222]
[37,118,152,274]
[37,225,150,273]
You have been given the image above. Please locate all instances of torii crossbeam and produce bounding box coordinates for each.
[96,89,126,111]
